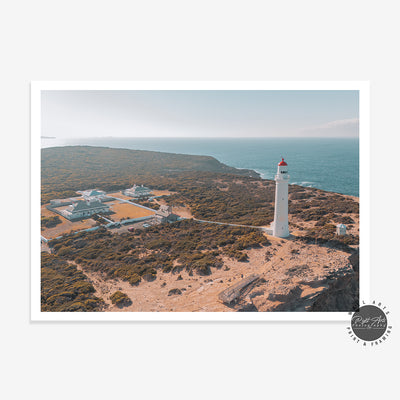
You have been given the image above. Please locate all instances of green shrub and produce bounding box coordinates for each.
[110,291,132,308]
[41,215,62,229]
[41,253,103,312]
[128,273,141,285]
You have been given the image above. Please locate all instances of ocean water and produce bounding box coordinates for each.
[41,137,359,197]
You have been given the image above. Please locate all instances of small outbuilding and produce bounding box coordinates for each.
[336,223,347,236]
[155,205,179,223]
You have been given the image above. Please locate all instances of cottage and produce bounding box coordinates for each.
[123,184,151,198]
[62,199,110,220]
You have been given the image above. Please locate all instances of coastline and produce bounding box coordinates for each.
[41,139,359,197]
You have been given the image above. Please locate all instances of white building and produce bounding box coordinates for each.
[62,199,110,220]
[272,158,290,238]
[123,184,151,198]
[336,223,347,235]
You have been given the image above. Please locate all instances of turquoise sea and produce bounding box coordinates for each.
[41,137,359,197]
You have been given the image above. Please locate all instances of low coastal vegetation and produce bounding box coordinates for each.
[288,188,359,250]
[41,252,104,311]
[41,146,258,204]
[41,215,62,230]
[110,291,132,308]
[47,220,270,285]
[163,179,276,226]
[289,191,359,219]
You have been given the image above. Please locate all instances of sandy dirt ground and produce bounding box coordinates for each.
[73,233,352,313]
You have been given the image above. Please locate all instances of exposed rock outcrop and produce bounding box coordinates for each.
[309,250,359,311]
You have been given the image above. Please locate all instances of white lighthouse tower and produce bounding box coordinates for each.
[272,158,290,238]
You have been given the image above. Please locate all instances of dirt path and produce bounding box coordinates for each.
[71,261,120,309]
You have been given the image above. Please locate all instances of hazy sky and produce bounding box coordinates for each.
[41,90,359,138]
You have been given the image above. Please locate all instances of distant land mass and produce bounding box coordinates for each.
[41,137,359,196]
[41,146,259,204]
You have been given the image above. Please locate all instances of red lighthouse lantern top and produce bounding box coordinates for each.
[278,158,287,166]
